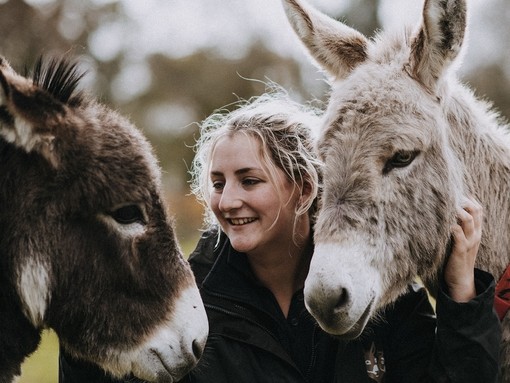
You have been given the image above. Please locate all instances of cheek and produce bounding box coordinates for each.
[260,192,283,214]
[270,198,297,226]
[209,194,221,214]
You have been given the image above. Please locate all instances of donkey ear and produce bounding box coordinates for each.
[408,0,467,91]
[0,59,59,168]
[281,0,368,80]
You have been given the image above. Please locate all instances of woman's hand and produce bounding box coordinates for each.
[444,196,483,302]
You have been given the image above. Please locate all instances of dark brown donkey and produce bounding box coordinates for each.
[0,56,208,383]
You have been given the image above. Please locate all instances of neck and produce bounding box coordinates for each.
[447,85,510,278]
[247,228,313,317]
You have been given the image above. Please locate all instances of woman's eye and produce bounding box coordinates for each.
[111,205,145,225]
[242,178,260,186]
[383,150,419,174]
[212,181,224,190]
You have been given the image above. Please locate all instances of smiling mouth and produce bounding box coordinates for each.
[228,217,256,225]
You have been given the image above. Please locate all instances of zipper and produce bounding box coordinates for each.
[304,323,319,382]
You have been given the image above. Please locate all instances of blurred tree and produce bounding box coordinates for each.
[467,64,510,122]
[0,0,120,65]
[0,0,66,65]
[343,0,380,37]
[123,44,307,179]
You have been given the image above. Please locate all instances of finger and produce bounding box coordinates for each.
[461,195,483,228]
[457,195,484,240]
[450,223,468,253]
[456,206,474,238]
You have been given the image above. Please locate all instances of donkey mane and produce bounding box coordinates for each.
[31,56,86,106]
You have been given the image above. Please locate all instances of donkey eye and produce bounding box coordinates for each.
[392,151,414,164]
[383,151,419,174]
[111,205,145,225]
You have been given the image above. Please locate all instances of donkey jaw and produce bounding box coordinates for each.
[304,242,381,338]
[97,285,208,383]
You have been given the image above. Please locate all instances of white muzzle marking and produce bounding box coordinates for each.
[99,285,208,382]
[304,241,381,337]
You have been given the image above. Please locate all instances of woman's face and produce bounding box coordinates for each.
[209,133,302,256]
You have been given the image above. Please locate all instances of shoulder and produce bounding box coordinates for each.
[373,283,436,337]
[387,283,434,318]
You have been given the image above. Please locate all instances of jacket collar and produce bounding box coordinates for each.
[201,234,267,305]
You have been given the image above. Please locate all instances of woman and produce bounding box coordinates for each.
[59,91,500,382]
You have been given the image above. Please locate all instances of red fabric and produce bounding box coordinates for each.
[495,264,510,321]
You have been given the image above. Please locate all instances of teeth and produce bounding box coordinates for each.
[229,218,255,225]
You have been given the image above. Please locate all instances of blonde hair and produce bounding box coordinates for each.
[190,88,323,230]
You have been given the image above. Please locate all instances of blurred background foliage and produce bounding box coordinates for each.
[0,0,507,381]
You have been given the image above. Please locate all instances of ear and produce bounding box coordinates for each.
[298,178,317,213]
[408,0,467,91]
[301,179,313,200]
[281,0,368,80]
[0,57,59,168]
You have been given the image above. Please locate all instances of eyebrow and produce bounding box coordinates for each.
[210,167,261,177]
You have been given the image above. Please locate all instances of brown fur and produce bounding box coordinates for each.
[0,56,207,383]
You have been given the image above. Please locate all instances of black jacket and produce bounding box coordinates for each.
[59,230,501,383]
[182,230,500,383]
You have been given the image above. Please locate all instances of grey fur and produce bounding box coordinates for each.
[282,0,509,379]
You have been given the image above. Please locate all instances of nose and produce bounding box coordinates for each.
[218,183,243,212]
[306,286,350,320]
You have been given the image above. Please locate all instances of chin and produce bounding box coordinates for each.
[230,242,254,254]
[228,235,260,254]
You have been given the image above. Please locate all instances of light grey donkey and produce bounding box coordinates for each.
[281,0,510,379]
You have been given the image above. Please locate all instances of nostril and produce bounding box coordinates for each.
[334,288,349,310]
[192,339,204,360]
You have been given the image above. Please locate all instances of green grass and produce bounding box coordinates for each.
[19,330,59,383]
